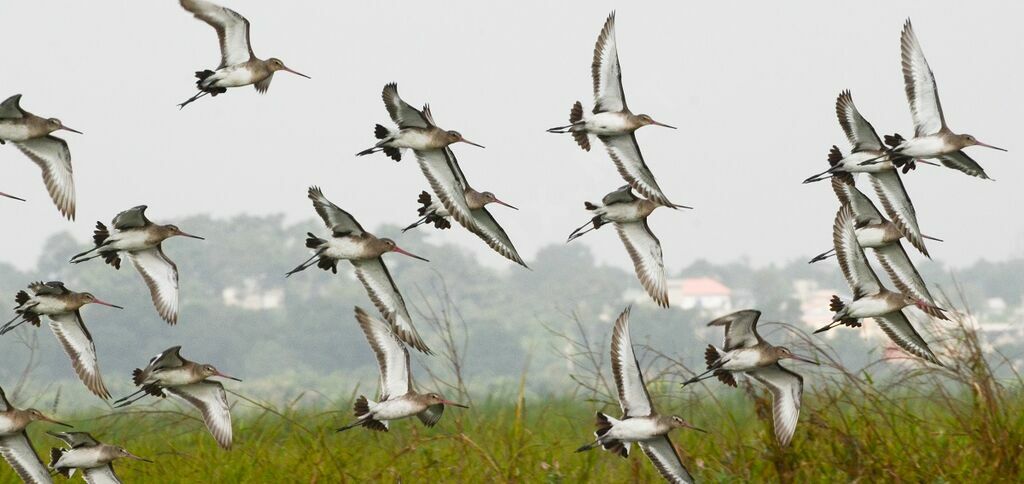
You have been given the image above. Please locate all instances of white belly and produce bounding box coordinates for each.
[848,296,898,318]
[371,398,419,421]
[209,66,257,88]
[607,417,661,442]
[584,112,632,135]
[855,227,889,248]
[323,237,365,260]
[0,415,18,435]
[839,151,891,173]
[55,447,106,469]
[391,130,439,151]
[898,136,951,158]
[719,348,763,372]
[153,368,199,387]
[107,229,154,252]
[599,202,643,223]
[0,123,33,142]
[31,295,68,315]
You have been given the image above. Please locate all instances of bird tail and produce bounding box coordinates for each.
[305,232,327,249]
[132,368,145,386]
[704,345,737,387]
[14,290,29,307]
[569,101,591,150]
[92,221,109,247]
[353,395,372,418]
[827,145,843,166]
[49,448,69,477]
[884,133,905,149]
[591,412,629,457]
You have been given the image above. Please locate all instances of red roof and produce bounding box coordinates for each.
[677,277,731,296]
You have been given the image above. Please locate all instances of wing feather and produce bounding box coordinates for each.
[599,134,673,206]
[746,364,803,447]
[165,381,233,449]
[609,307,653,417]
[180,0,254,68]
[14,136,75,220]
[128,246,180,325]
[48,312,110,399]
[354,307,410,400]
[615,220,668,308]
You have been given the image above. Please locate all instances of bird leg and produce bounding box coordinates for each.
[808,248,836,264]
[285,250,324,278]
[177,90,209,110]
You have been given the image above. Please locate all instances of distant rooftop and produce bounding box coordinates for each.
[672,277,732,296]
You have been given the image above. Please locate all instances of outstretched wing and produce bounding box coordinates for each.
[935,151,990,180]
[833,205,882,298]
[835,90,884,152]
[592,12,627,113]
[900,20,946,136]
[868,170,928,256]
[746,363,803,447]
[128,246,180,325]
[82,465,121,484]
[873,310,940,364]
[599,134,673,207]
[831,175,883,225]
[111,206,150,229]
[307,186,364,235]
[707,310,763,351]
[165,381,233,449]
[354,307,410,400]
[467,207,528,267]
[0,94,26,119]
[615,220,668,308]
[382,83,432,129]
[179,0,255,68]
[351,258,430,354]
[416,404,445,428]
[0,432,52,484]
[873,243,934,304]
[48,312,110,399]
[416,148,478,234]
[14,136,75,220]
[609,306,653,417]
[638,436,694,484]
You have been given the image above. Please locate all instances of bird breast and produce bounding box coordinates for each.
[718,348,764,372]
[106,229,157,252]
[322,237,369,260]
[847,294,899,318]
[29,295,69,315]
[390,129,445,151]
[0,121,34,142]
[369,397,421,421]
[855,225,893,248]
[598,202,645,223]
[206,65,260,88]
[605,416,663,442]
[840,151,891,173]
[897,135,952,158]
[0,414,20,435]
[55,446,108,469]
[583,112,634,135]
[153,367,202,387]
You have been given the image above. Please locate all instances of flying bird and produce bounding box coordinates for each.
[808,175,938,304]
[402,189,516,232]
[0,94,80,219]
[69,205,203,325]
[682,310,817,447]
[547,12,678,207]
[877,20,1005,179]
[177,0,309,109]
[286,186,432,354]
[355,83,483,162]
[2,281,123,399]
[568,186,687,307]
[575,307,703,484]
[48,431,151,482]
[815,205,945,364]
[113,346,240,450]
[0,385,71,484]
[337,307,468,433]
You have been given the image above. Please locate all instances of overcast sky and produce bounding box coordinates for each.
[1,1,1021,273]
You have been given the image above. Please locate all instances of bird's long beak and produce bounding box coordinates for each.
[178,231,205,240]
[0,192,25,201]
[41,416,73,428]
[124,452,153,463]
[916,301,949,320]
[92,298,124,310]
[494,199,518,210]
[976,141,1007,152]
[460,139,485,148]
[788,354,820,365]
[283,67,311,79]
[214,371,242,382]
[60,126,83,135]
[684,423,707,433]
[652,121,676,129]
[441,399,469,408]
[392,246,429,262]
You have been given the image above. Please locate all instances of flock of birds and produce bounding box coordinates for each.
[0,3,1007,483]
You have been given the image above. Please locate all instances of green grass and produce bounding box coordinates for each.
[7,380,1023,483]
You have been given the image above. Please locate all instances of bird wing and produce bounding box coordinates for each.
[601,185,638,206]
[609,306,653,417]
[48,311,110,399]
[354,307,410,400]
[468,207,528,267]
[599,134,673,206]
[416,148,478,233]
[0,94,25,119]
[382,83,432,129]
[868,170,928,256]
[416,403,445,428]
[707,309,763,351]
[591,12,627,113]
[179,0,255,68]
[307,186,364,235]
[31,281,68,296]
[873,243,934,304]
[14,136,75,220]
[615,220,668,308]
[746,363,803,447]
[638,436,694,484]
[351,258,430,354]
[831,175,884,225]
[128,246,180,325]
[835,90,884,152]
[111,206,150,230]
[48,432,100,449]
[833,205,882,298]
[873,310,939,364]
[935,151,990,180]
[165,381,233,449]
[82,465,121,484]
[900,20,946,136]
[0,432,52,484]
[146,346,186,375]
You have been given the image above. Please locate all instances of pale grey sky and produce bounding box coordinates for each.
[1,1,1021,272]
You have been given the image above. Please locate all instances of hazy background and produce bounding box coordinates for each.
[0,0,1022,271]
[0,1,1022,406]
